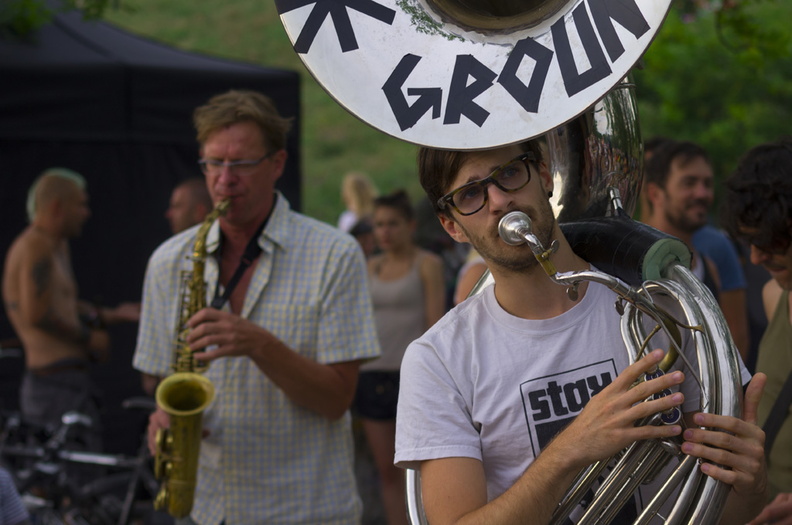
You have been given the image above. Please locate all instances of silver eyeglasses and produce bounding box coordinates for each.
[437,152,536,216]
[198,153,272,175]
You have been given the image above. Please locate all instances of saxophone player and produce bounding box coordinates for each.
[133,90,380,525]
[394,142,769,525]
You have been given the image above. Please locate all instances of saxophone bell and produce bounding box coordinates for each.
[154,373,215,518]
[153,198,229,518]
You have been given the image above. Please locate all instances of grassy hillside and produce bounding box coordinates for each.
[105,1,420,224]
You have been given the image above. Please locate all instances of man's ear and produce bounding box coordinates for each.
[439,213,469,244]
[537,160,553,196]
[270,149,287,182]
[49,198,64,218]
[645,182,663,207]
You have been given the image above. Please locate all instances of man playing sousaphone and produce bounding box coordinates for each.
[394,141,769,524]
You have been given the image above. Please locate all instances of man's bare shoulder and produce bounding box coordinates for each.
[762,279,783,320]
[3,228,58,292]
[6,227,58,264]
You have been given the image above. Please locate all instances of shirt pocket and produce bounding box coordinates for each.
[265,304,320,360]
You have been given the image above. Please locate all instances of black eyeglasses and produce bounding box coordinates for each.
[198,153,272,175]
[437,152,536,216]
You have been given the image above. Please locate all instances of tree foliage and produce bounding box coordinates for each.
[0,0,113,38]
[635,0,791,192]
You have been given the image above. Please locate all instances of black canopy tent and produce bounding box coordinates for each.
[0,10,301,453]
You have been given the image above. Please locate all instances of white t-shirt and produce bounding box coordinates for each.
[396,279,747,522]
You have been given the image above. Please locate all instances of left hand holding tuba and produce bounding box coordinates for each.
[682,373,768,524]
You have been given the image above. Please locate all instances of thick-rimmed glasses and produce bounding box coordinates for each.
[198,153,271,175]
[437,152,536,216]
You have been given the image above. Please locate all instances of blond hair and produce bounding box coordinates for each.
[193,90,293,152]
[341,172,378,217]
[26,167,86,222]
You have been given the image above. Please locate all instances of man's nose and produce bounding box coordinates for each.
[215,165,238,184]
[694,181,714,201]
[486,182,513,211]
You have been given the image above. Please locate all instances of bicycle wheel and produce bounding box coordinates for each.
[27,506,65,525]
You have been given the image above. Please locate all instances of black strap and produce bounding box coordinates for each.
[763,368,792,456]
[210,214,269,310]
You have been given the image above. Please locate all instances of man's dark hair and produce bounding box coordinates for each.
[723,138,792,253]
[417,140,543,216]
[644,140,711,189]
[374,189,414,221]
[643,136,673,159]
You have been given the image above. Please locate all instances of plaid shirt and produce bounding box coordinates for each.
[134,193,380,524]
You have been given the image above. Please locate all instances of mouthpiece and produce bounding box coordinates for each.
[498,210,559,278]
[498,211,533,246]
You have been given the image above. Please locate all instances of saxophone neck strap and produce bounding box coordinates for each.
[210,198,274,310]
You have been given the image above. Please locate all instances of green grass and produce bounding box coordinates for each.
[104,1,420,225]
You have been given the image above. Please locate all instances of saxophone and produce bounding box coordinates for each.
[153,199,229,518]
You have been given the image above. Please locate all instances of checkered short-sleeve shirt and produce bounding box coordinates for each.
[134,194,380,524]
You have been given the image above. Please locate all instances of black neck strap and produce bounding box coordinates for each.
[210,201,273,310]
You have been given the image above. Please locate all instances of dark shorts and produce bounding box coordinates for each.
[20,367,103,450]
[353,371,400,421]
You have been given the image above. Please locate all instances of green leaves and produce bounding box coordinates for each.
[0,0,113,38]
[635,1,792,192]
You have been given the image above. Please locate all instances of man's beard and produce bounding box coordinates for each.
[665,200,709,234]
[460,199,557,273]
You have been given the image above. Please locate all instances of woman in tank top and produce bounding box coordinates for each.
[354,189,446,525]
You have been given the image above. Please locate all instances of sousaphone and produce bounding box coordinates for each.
[276,1,743,524]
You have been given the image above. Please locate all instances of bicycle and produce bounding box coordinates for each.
[0,400,166,525]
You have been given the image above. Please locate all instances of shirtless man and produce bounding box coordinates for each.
[2,168,139,439]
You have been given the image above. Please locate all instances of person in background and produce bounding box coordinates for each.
[354,189,445,525]
[637,135,672,224]
[141,177,221,396]
[338,171,378,233]
[724,138,792,525]
[349,217,377,259]
[134,90,380,525]
[453,247,487,305]
[2,168,140,444]
[643,140,750,360]
[692,223,752,362]
[643,138,751,366]
[394,141,767,525]
[165,177,213,234]
[413,195,468,309]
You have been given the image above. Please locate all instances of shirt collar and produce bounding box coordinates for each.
[205,191,290,255]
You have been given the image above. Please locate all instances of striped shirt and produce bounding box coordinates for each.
[0,468,28,525]
[134,193,380,524]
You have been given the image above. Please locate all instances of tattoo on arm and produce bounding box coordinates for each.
[32,257,52,299]
[3,300,19,311]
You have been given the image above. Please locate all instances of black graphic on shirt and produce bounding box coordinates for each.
[520,359,643,523]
